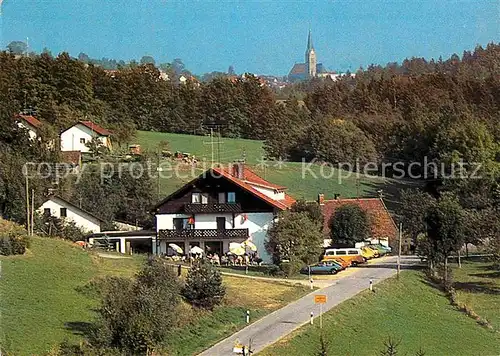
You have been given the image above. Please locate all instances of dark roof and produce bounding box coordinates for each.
[153,166,295,212]
[321,198,398,240]
[289,63,306,75]
[17,114,42,128]
[43,195,105,223]
[78,121,111,136]
[87,230,156,239]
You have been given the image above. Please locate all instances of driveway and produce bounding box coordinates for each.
[198,255,420,355]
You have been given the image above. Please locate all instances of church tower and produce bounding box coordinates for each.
[305,30,317,78]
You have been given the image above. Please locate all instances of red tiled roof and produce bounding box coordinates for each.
[79,121,111,136]
[17,114,42,128]
[239,168,286,190]
[321,198,398,240]
[213,166,295,210]
[61,151,82,165]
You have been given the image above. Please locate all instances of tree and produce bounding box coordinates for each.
[291,199,323,227]
[92,258,181,354]
[309,116,378,166]
[401,189,436,244]
[182,260,225,310]
[424,194,465,281]
[266,210,324,267]
[6,41,27,55]
[140,55,156,65]
[329,204,371,246]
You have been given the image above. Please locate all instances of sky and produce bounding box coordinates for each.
[0,0,499,75]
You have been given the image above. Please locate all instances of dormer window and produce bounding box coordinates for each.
[191,193,201,204]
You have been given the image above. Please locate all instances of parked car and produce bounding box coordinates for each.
[322,248,366,266]
[361,246,377,260]
[372,243,392,253]
[301,261,343,275]
[368,244,388,256]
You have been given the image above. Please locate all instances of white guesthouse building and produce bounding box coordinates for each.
[152,164,296,263]
[38,196,102,233]
[60,121,112,152]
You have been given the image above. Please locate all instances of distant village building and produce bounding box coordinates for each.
[288,30,324,82]
[16,114,42,140]
[318,195,398,248]
[60,121,112,152]
[38,195,102,233]
[153,163,296,262]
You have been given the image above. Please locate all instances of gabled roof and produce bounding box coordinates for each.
[321,198,398,240]
[41,195,105,223]
[153,166,295,212]
[289,63,306,75]
[78,121,111,136]
[237,167,286,190]
[213,167,295,210]
[17,114,42,128]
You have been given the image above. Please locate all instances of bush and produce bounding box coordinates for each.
[182,261,225,310]
[0,224,30,256]
[280,259,304,277]
[91,258,181,354]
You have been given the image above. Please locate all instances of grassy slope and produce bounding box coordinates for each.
[0,237,309,356]
[260,270,500,356]
[136,130,396,201]
[452,260,500,330]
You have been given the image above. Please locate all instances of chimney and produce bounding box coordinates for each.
[232,162,244,179]
[318,194,325,205]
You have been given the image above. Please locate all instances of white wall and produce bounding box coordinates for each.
[250,185,285,201]
[195,213,234,229]
[234,212,274,263]
[60,124,109,152]
[38,198,101,233]
[156,213,190,231]
[17,122,38,140]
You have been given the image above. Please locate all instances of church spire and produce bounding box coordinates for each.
[307,29,314,51]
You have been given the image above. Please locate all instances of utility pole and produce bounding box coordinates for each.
[25,175,30,235]
[397,222,402,279]
[157,147,161,200]
[203,126,223,165]
[31,188,35,236]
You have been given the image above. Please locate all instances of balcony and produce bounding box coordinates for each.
[158,228,249,240]
[184,202,242,214]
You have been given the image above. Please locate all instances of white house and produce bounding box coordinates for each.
[38,196,102,233]
[16,114,42,140]
[152,163,296,263]
[60,121,112,152]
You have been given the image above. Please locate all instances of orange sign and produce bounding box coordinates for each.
[314,295,327,304]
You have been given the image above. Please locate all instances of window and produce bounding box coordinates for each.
[201,193,209,204]
[191,192,201,204]
[173,218,193,230]
[60,208,67,217]
[216,217,226,230]
[227,192,236,203]
[336,250,346,255]
[43,208,51,217]
[218,192,226,203]
[348,250,359,255]
[79,138,86,144]
[325,251,335,256]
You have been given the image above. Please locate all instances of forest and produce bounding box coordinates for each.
[0,43,499,231]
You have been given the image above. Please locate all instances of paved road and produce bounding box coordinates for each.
[198,256,420,356]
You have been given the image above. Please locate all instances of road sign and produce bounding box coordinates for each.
[314,294,327,304]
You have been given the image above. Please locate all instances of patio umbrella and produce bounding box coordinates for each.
[242,239,257,252]
[229,242,246,256]
[168,243,183,254]
[189,246,204,255]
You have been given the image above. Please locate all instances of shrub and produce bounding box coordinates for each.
[0,220,30,256]
[91,258,181,354]
[182,261,225,310]
[280,259,304,277]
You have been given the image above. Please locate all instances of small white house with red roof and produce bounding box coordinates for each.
[16,114,42,140]
[152,163,295,262]
[60,121,112,152]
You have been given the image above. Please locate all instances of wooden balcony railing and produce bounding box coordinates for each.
[184,203,242,214]
[158,228,249,240]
